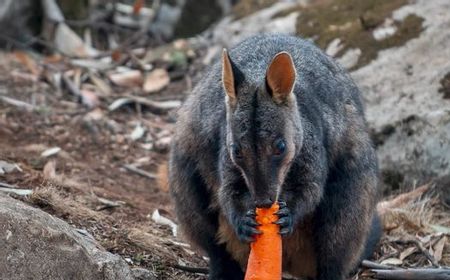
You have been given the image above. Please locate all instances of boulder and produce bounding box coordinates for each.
[209,0,450,187]
[0,194,136,280]
[209,1,301,48]
[351,0,450,187]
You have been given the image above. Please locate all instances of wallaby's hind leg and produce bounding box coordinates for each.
[313,162,378,280]
[361,214,382,261]
[169,153,244,280]
[347,213,382,276]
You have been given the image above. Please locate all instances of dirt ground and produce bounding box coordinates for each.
[0,49,449,280]
[0,51,209,279]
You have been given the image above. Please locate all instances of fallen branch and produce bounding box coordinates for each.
[370,268,450,280]
[109,96,181,114]
[361,260,398,270]
[0,182,19,189]
[0,96,35,110]
[123,164,157,179]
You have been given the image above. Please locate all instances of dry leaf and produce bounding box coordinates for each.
[13,51,40,76]
[433,236,447,262]
[0,187,33,196]
[41,147,61,157]
[89,73,112,96]
[54,23,98,58]
[399,247,417,261]
[80,89,100,108]
[151,209,178,237]
[430,224,450,234]
[417,234,432,244]
[109,70,143,87]
[43,54,63,63]
[143,68,170,93]
[111,49,122,62]
[380,258,403,266]
[129,123,146,141]
[43,161,56,180]
[0,160,22,174]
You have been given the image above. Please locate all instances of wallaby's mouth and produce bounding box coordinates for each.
[253,189,277,208]
[254,197,274,208]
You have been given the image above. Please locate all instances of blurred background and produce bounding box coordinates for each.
[0,0,448,279]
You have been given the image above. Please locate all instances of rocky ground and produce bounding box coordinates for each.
[0,0,449,279]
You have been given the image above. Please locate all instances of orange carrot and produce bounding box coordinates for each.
[244,203,282,280]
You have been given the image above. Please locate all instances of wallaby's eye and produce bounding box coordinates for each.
[231,143,242,159]
[272,139,286,156]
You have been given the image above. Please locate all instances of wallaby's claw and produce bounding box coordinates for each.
[234,210,261,243]
[275,201,294,236]
[246,209,256,217]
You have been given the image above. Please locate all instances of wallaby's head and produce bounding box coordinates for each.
[222,49,303,208]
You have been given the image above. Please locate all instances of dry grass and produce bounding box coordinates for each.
[373,185,450,269]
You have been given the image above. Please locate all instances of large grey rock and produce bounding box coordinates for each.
[0,195,135,280]
[209,1,300,48]
[351,0,450,185]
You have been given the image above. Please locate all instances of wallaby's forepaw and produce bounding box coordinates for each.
[234,209,261,243]
[275,201,294,236]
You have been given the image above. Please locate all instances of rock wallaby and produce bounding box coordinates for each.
[169,34,381,280]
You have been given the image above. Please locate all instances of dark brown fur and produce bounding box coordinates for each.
[169,35,381,280]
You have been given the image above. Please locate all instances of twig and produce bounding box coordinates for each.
[61,74,82,99]
[0,187,33,196]
[0,96,35,111]
[173,264,208,274]
[109,96,181,114]
[0,182,19,189]
[393,239,440,267]
[123,164,157,179]
[370,268,450,280]
[361,260,398,270]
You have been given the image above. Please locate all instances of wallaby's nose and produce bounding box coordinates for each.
[255,198,273,208]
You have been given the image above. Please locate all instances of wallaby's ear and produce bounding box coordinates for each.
[266,51,296,104]
[222,49,236,105]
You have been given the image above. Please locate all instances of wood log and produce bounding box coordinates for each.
[371,268,450,280]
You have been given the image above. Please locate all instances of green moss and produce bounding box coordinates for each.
[438,72,450,99]
[233,0,277,19]
[276,0,424,70]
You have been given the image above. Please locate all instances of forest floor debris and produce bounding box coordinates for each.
[0,47,448,279]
